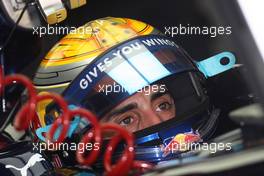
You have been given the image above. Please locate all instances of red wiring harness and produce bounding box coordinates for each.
[0,68,153,176]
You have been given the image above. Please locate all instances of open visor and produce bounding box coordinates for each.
[58,35,203,118]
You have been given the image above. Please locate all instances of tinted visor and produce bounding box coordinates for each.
[62,35,198,117]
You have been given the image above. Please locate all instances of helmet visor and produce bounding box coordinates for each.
[62,35,199,118]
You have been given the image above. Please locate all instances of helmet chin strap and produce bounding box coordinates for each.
[197,108,220,140]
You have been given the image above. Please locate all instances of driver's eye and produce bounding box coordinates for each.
[119,116,134,126]
[156,102,172,112]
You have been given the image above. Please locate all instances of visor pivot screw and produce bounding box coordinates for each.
[220,57,230,65]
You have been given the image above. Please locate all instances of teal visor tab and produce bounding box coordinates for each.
[196,52,236,78]
[36,105,81,142]
[35,117,80,142]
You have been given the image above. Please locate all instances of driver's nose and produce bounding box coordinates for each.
[140,109,164,130]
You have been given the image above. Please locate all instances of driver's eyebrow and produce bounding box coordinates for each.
[150,90,169,102]
[103,103,138,122]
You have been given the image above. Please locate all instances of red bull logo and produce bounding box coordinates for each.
[162,132,202,157]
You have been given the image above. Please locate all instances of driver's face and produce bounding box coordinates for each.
[100,85,176,133]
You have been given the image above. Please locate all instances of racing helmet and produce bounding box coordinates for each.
[33,17,236,163]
